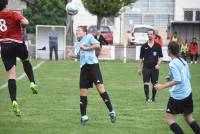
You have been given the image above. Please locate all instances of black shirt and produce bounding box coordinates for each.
[140,42,163,69]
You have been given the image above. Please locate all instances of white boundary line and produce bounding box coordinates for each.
[0,61,45,90]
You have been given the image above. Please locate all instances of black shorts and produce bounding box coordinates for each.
[142,67,159,84]
[0,42,28,71]
[166,93,193,114]
[80,63,103,89]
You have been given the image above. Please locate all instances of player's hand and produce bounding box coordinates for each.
[155,64,160,70]
[165,76,170,81]
[154,84,164,91]
[137,69,142,76]
[67,51,75,59]
[80,45,87,50]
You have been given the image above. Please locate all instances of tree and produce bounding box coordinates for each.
[22,0,68,33]
[82,0,137,29]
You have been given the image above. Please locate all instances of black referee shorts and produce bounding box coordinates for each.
[0,42,29,71]
[142,67,159,85]
[80,63,103,89]
[166,93,193,115]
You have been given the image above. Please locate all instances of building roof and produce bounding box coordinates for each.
[170,21,200,24]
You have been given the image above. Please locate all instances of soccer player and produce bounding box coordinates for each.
[68,26,116,125]
[155,42,200,134]
[0,0,38,116]
[138,29,163,102]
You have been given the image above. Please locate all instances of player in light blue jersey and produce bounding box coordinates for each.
[155,42,200,134]
[68,26,116,125]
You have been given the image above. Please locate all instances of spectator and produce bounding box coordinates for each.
[180,39,189,61]
[189,37,198,64]
[170,31,180,44]
[48,27,59,60]
[94,30,108,57]
[154,30,164,46]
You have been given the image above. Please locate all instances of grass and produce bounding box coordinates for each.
[0,60,199,134]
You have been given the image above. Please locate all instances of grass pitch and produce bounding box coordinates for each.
[0,60,199,134]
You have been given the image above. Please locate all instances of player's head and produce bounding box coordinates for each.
[0,0,8,11]
[76,26,87,39]
[192,37,196,42]
[96,30,101,35]
[147,29,155,41]
[168,41,180,57]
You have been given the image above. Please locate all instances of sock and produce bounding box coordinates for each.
[100,92,113,112]
[190,121,200,134]
[22,60,35,83]
[152,87,157,101]
[8,79,17,102]
[170,123,184,134]
[144,85,149,100]
[80,96,87,116]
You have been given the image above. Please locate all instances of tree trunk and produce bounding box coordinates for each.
[97,15,103,30]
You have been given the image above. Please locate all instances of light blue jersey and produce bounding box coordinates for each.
[168,58,192,100]
[74,34,99,68]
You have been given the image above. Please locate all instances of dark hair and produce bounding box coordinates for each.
[168,41,180,56]
[0,0,8,11]
[148,29,155,34]
[78,26,87,33]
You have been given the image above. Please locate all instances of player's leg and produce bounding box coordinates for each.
[184,114,200,134]
[92,64,116,123]
[0,43,21,116]
[151,69,159,102]
[79,64,91,125]
[183,93,200,134]
[166,97,184,134]
[17,43,37,94]
[142,68,151,102]
[80,88,89,125]
[166,113,184,134]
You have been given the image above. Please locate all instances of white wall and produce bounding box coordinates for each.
[175,0,200,21]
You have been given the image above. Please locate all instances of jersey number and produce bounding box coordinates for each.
[0,19,7,32]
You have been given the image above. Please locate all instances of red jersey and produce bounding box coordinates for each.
[0,11,24,43]
[154,35,164,46]
[189,42,198,55]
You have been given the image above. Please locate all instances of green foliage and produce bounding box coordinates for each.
[82,0,136,29]
[22,0,67,33]
[82,0,136,17]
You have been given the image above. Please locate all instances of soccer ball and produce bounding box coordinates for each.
[65,2,79,16]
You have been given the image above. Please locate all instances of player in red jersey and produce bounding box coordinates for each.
[0,0,38,116]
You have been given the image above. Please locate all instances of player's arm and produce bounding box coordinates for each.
[80,43,100,51]
[155,81,178,91]
[67,50,76,59]
[20,17,29,28]
[137,59,143,75]
[155,57,162,69]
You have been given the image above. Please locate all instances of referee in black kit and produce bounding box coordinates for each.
[138,29,163,103]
